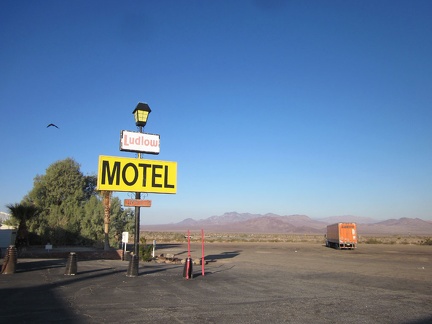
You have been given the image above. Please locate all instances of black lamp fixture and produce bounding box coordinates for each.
[132,102,152,127]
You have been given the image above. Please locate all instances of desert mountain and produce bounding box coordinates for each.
[318,215,376,224]
[176,212,259,227]
[144,212,432,235]
[357,217,432,235]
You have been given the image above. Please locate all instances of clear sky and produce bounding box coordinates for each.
[1,1,431,224]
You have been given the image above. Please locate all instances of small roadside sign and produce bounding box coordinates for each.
[124,199,152,207]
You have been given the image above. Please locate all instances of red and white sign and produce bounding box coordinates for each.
[124,199,152,207]
[120,130,160,154]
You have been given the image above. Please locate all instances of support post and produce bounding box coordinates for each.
[130,126,143,277]
[201,229,205,276]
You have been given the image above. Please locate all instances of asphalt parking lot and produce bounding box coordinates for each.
[1,242,431,323]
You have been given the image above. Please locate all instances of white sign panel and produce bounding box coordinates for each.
[120,130,160,154]
[122,232,129,243]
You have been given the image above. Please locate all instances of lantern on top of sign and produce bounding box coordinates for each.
[133,103,151,127]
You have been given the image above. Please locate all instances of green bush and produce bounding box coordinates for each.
[139,237,154,261]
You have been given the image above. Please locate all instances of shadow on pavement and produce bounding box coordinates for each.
[205,250,242,262]
[173,250,188,256]
[154,243,183,250]
[141,265,183,276]
[15,259,66,272]
[0,285,77,323]
[0,258,184,322]
[193,264,236,278]
[0,267,126,323]
[406,317,432,324]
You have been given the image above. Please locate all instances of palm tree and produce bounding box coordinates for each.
[6,203,39,247]
[101,191,112,251]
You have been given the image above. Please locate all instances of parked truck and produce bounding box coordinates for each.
[325,223,357,249]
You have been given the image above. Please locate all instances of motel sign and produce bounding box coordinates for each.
[97,155,177,194]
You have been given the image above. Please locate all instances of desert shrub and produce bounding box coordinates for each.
[173,233,185,242]
[421,238,432,245]
[365,238,381,244]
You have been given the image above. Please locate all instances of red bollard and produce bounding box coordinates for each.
[183,257,193,279]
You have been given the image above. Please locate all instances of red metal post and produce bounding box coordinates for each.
[187,229,191,258]
[201,229,205,276]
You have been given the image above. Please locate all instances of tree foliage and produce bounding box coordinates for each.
[6,202,40,247]
[110,202,135,247]
[17,157,134,246]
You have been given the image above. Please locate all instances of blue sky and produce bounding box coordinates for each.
[1,1,431,224]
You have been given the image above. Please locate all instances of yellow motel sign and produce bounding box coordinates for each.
[97,155,177,194]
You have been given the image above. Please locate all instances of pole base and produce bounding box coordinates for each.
[126,254,139,277]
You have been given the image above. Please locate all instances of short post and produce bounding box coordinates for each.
[1,245,17,275]
[64,252,78,275]
[183,257,193,279]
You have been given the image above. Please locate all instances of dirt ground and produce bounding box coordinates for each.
[169,241,431,281]
[160,242,432,323]
[1,242,431,323]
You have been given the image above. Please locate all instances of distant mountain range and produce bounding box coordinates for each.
[2,210,430,235]
[144,212,432,235]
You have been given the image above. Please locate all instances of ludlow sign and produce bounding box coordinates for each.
[97,155,177,194]
[120,130,160,154]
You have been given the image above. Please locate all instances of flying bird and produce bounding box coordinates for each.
[47,123,59,128]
